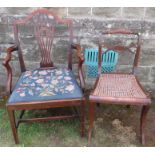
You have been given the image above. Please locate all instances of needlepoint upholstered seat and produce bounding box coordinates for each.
[8,68,83,103]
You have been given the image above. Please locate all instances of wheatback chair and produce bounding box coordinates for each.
[3,9,85,144]
[88,29,151,145]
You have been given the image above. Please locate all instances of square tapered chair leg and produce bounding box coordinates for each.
[7,108,19,144]
[140,105,150,145]
[88,101,95,144]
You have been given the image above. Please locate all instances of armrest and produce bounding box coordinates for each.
[71,43,85,91]
[2,45,18,95]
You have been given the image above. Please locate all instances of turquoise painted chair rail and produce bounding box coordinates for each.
[84,48,118,77]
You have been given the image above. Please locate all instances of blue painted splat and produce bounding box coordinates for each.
[84,48,118,77]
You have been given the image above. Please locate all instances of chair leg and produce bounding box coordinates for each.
[140,105,150,145]
[7,108,19,144]
[80,100,85,137]
[88,101,95,144]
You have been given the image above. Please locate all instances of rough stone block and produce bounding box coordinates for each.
[84,77,96,89]
[0,43,40,62]
[0,24,8,43]
[0,73,7,87]
[0,61,5,73]
[2,7,37,15]
[0,24,7,34]
[5,32,14,44]
[79,38,98,48]
[0,34,7,46]
[21,44,41,61]
[0,59,21,77]
[143,20,155,35]
[5,15,20,25]
[122,7,145,19]
[115,65,133,73]
[0,72,18,88]
[24,61,40,71]
[93,19,143,32]
[72,19,98,38]
[45,7,67,18]
[145,7,155,20]
[68,7,91,17]
[141,37,155,50]
[0,8,8,14]
[140,49,155,66]
[136,66,151,82]
[11,61,22,76]
[92,7,121,18]
[0,14,8,24]
[72,19,143,40]
[149,67,155,83]
[0,51,7,61]
[141,82,155,98]
[0,7,67,17]
[52,39,70,64]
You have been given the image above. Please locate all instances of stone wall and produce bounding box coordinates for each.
[0,7,155,96]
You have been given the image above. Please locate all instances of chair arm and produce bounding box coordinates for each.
[2,45,18,95]
[71,43,85,91]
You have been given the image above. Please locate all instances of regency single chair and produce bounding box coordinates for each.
[3,9,85,144]
[88,29,151,145]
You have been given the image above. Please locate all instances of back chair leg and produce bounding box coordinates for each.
[16,110,25,128]
[80,100,85,137]
[19,110,25,119]
[140,105,150,145]
[7,108,19,144]
[88,101,95,144]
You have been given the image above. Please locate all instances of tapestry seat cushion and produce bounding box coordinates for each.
[8,68,83,103]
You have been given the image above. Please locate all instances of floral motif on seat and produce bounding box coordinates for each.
[8,68,83,103]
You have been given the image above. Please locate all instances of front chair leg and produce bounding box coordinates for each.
[7,108,19,144]
[80,100,85,137]
[140,105,150,145]
[88,101,95,144]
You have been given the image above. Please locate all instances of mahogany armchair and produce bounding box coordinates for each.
[88,29,151,145]
[3,9,85,144]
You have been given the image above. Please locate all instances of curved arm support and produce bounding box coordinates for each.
[2,45,18,95]
[71,43,85,91]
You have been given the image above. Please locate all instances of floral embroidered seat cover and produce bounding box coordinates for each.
[8,68,83,103]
